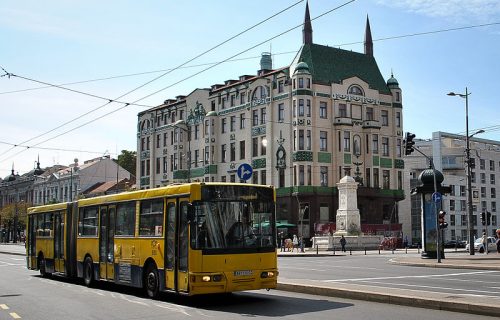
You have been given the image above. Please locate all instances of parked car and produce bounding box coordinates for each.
[465,237,497,253]
[443,240,466,248]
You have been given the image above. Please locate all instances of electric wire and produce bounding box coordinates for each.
[0,0,305,163]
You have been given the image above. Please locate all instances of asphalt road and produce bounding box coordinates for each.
[1,252,498,320]
[278,252,500,301]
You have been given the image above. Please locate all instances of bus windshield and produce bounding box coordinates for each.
[191,200,275,251]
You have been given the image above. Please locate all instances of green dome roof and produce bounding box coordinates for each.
[387,73,399,88]
[295,62,310,74]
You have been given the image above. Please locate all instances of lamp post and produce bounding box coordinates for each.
[174,120,191,183]
[448,88,484,255]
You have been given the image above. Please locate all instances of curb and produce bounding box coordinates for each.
[389,259,500,271]
[0,250,25,257]
[276,282,500,317]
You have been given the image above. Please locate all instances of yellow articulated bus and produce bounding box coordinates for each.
[27,182,278,298]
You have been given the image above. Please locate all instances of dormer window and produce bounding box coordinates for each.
[348,85,364,96]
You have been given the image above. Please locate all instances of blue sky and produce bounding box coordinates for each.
[1,0,500,178]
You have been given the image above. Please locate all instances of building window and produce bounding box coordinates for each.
[343,131,350,152]
[481,187,487,198]
[278,103,285,122]
[382,137,389,156]
[156,157,161,174]
[492,202,497,212]
[320,166,328,186]
[471,172,476,183]
[397,171,403,190]
[348,85,364,96]
[396,139,402,157]
[449,185,455,196]
[481,173,486,184]
[373,168,379,188]
[460,185,466,197]
[299,130,304,150]
[450,199,455,211]
[156,134,161,148]
[221,144,227,162]
[252,110,259,126]
[306,78,311,89]
[230,174,236,182]
[319,101,327,118]
[278,80,284,93]
[320,131,327,151]
[163,132,168,147]
[239,141,245,160]
[381,110,389,126]
[293,100,296,117]
[480,159,485,170]
[396,112,401,127]
[260,107,266,124]
[253,171,258,184]
[252,138,258,157]
[221,97,226,109]
[261,137,266,156]
[240,113,245,129]
[372,134,379,154]
[230,95,235,107]
[339,103,347,117]
[306,130,311,150]
[221,118,227,133]
[307,165,312,185]
[491,174,496,184]
[298,99,304,116]
[230,116,236,132]
[383,170,390,189]
[298,77,304,88]
[366,107,374,120]
[365,168,371,187]
[261,170,266,185]
[240,92,246,104]
[299,165,305,186]
[492,187,496,198]
[163,157,168,173]
[230,142,236,162]
[306,99,311,117]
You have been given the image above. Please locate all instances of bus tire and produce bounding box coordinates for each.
[83,257,94,287]
[38,254,48,277]
[145,264,159,299]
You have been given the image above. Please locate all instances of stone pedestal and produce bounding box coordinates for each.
[334,176,361,235]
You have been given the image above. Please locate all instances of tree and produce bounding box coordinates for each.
[117,150,137,177]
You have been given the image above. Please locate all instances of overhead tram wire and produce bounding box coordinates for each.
[3,20,498,96]
[0,0,304,161]
[0,140,115,155]
[3,0,358,161]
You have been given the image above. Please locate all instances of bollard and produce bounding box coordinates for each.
[333,246,335,255]
[365,247,367,255]
[316,244,319,255]
[350,248,352,255]
[405,247,407,254]
[392,248,395,254]
[378,247,380,254]
[418,245,420,254]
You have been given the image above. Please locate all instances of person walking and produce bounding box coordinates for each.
[292,234,299,252]
[481,232,488,254]
[340,235,347,252]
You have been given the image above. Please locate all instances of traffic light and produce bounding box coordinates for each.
[438,210,448,229]
[481,211,486,225]
[469,158,476,169]
[486,211,491,225]
[403,132,416,156]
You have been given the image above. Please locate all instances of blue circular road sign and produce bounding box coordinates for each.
[237,163,253,181]
[432,192,442,203]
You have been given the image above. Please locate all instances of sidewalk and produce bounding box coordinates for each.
[2,244,500,317]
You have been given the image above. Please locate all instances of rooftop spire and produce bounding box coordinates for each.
[364,15,373,56]
[303,1,313,44]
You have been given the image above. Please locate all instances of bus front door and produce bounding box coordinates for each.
[165,198,189,293]
[53,212,65,273]
[99,205,116,280]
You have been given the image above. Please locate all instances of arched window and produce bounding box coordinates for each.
[348,85,364,96]
[251,86,268,100]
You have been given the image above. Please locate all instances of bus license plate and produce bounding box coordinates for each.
[234,270,253,276]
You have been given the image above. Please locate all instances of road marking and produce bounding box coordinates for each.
[154,302,191,316]
[323,270,499,282]
[9,312,21,319]
[0,304,9,310]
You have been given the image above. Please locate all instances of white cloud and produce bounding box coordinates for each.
[376,0,500,23]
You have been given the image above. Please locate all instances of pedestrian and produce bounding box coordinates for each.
[340,235,347,252]
[403,236,408,249]
[481,232,488,254]
[292,234,299,252]
[496,237,500,254]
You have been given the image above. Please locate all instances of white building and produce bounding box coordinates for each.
[403,131,500,243]
[32,156,131,205]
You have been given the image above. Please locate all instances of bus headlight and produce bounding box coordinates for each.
[212,274,222,282]
[202,276,211,282]
[260,271,274,278]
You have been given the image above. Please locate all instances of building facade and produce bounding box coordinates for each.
[403,131,500,244]
[137,4,405,241]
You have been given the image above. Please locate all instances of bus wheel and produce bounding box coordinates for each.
[145,264,159,299]
[38,254,48,277]
[83,257,94,287]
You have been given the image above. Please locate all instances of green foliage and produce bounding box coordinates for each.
[117,150,136,177]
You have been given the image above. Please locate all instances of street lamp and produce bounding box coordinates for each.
[173,120,191,183]
[447,88,484,255]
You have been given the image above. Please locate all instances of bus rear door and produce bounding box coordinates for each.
[53,212,65,273]
[99,205,116,280]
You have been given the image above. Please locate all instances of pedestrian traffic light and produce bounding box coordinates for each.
[438,210,448,229]
[403,132,416,156]
[486,211,491,225]
[469,158,476,169]
[481,211,486,225]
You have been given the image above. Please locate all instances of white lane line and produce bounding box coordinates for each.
[118,294,149,306]
[154,303,191,316]
[358,280,500,297]
[323,270,499,282]
[9,312,21,319]
[0,304,9,310]
[278,266,327,272]
[442,277,500,285]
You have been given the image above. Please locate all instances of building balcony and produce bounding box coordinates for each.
[362,119,381,129]
[333,117,353,126]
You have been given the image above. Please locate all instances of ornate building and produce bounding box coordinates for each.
[137,3,405,242]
